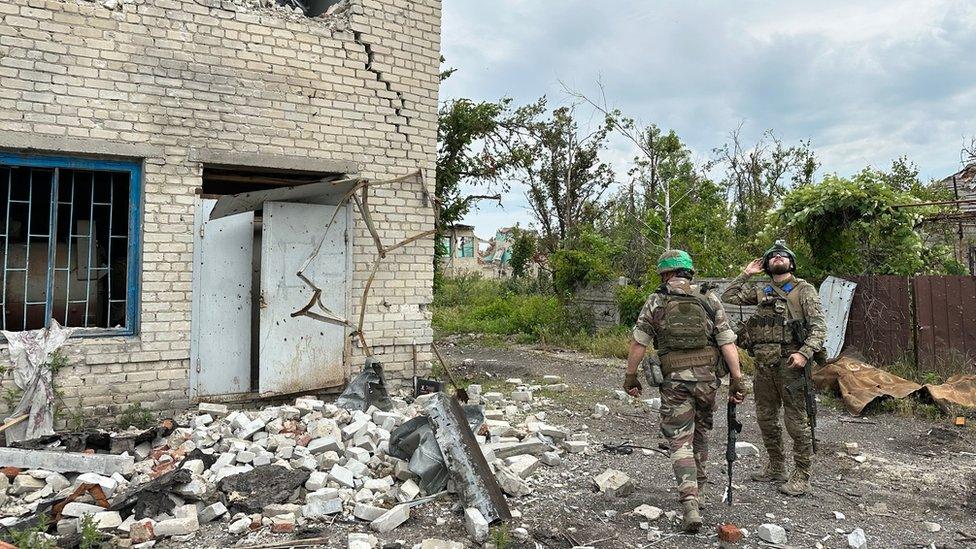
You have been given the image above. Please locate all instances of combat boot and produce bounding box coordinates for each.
[750,462,788,482]
[681,499,701,533]
[697,482,706,508]
[778,469,810,496]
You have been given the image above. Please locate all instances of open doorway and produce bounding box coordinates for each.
[191,166,353,399]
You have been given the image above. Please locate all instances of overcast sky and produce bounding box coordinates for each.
[439,0,976,240]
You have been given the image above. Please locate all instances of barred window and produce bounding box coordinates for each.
[0,154,142,335]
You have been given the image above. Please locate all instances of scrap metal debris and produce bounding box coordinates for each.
[335,358,393,412]
[814,356,976,414]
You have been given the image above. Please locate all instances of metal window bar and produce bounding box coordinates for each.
[83,172,95,327]
[106,175,113,326]
[0,157,137,335]
[43,168,59,325]
[61,171,76,326]
[1,169,10,330]
[23,169,33,329]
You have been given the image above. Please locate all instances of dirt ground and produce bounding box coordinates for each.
[173,341,976,549]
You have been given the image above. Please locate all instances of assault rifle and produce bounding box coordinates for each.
[787,322,819,454]
[723,401,743,505]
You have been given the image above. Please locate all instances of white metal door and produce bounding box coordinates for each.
[259,201,347,395]
[190,199,254,398]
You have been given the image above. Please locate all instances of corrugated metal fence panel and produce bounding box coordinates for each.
[845,275,913,366]
[913,275,976,374]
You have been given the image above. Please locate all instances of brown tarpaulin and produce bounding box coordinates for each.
[812,356,976,415]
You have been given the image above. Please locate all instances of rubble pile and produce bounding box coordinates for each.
[0,381,589,547]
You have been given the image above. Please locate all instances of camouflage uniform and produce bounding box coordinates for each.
[721,273,826,482]
[633,277,736,503]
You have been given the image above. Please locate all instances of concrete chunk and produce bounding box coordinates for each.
[353,503,387,522]
[504,455,539,479]
[369,504,409,533]
[757,523,788,545]
[593,469,634,497]
[92,511,122,530]
[199,502,227,524]
[329,464,355,488]
[0,448,134,476]
[464,508,489,542]
[198,403,229,416]
[62,502,107,518]
[153,515,200,537]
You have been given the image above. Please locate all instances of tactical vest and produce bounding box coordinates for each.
[745,280,806,364]
[652,286,718,374]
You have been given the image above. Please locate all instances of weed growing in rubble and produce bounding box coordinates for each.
[117,403,154,430]
[79,514,104,549]
[490,523,513,549]
[7,514,55,549]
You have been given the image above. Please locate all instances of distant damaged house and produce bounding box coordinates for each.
[0,0,441,419]
[939,164,976,274]
[439,224,482,277]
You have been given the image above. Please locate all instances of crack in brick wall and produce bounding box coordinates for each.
[352,30,411,146]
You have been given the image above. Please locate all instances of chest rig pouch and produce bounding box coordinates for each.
[746,282,804,365]
[652,287,717,375]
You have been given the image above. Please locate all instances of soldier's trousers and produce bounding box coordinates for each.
[754,361,812,475]
[659,379,718,502]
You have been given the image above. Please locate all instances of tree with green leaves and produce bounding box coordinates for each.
[434,62,545,281]
[710,127,818,252]
[508,227,537,279]
[523,106,615,254]
[766,167,960,279]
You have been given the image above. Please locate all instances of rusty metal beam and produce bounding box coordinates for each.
[423,392,512,524]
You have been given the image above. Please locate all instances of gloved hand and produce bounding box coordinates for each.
[729,375,748,402]
[624,373,643,397]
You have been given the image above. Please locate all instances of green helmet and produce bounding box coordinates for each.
[657,249,695,274]
[762,240,796,273]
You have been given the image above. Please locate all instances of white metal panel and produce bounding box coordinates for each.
[190,199,254,398]
[259,201,346,395]
[818,276,857,361]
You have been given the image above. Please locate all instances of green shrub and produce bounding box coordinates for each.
[616,284,652,326]
[117,403,154,430]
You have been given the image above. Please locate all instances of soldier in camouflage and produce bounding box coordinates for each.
[624,250,746,533]
[721,241,826,496]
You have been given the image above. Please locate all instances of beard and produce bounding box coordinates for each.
[768,263,791,275]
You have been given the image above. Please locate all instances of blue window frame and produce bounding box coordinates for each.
[0,153,142,336]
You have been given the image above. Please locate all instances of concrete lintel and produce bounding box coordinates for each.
[0,133,163,159]
[189,149,359,175]
[0,448,135,476]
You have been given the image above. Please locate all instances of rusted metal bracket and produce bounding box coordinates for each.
[291,169,435,358]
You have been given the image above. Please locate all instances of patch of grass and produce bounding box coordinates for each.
[433,276,591,343]
[547,326,631,359]
[872,397,946,420]
[117,403,154,430]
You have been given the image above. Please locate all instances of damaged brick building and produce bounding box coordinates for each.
[0,0,441,420]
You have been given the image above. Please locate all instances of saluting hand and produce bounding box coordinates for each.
[743,258,763,276]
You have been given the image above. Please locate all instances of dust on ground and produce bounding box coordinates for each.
[439,342,976,549]
[167,341,976,548]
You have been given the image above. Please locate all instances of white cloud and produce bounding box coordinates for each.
[442,0,976,236]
